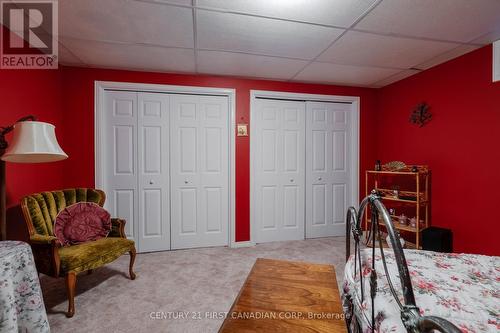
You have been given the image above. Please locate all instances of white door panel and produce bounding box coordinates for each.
[170,95,229,249]
[137,93,170,252]
[253,99,305,243]
[306,101,351,238]
[104,91,138,240]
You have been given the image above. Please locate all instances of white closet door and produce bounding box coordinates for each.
[170,95,229,249]
[137,93,170,252]
[306,101,351,238]
[253,99,305,243]
[103,91,138,241]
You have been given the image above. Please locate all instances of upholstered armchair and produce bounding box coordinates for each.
[20,188,136,318]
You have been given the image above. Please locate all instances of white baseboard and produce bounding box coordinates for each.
[230,241,255,248]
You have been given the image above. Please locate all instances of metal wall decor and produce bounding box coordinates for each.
[410,102,432,127]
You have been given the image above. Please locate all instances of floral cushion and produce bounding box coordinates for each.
[343,248,500,333]
[54,202,111,246]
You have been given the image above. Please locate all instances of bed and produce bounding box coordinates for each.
[343,191,499,333]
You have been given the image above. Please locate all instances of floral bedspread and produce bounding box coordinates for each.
[0,241,50,333]
[342,248,500,333]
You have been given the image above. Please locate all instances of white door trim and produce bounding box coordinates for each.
[250,90,360,244]
[95,81,237,247]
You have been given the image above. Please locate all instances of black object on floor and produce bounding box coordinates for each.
[422,227,453,252]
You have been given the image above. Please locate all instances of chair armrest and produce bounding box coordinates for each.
[30,234,60,245]
[28,234,62,277]
[109,218,127,238]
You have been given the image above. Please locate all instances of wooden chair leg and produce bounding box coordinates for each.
[129,248,136,280]
[66,272,77,318]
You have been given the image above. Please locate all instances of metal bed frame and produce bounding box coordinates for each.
[344,191,461,333]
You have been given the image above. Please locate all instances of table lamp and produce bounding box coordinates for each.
[0,116,68,240]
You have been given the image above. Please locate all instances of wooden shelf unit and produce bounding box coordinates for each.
[365,166,430,249]
[366,231,419,250]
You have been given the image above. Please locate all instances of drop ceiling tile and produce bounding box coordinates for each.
[58,43,85,66]
[60,0,194,48]
[142,0,193,5]
[318,31,459,69]
[415,44,480,70]
[371,69,421,87]
[294,62,400,86]
[470,30,500,45]
[356,0,500,43]
[196,11,344,60]
[61,38,196,73]
[197,0,378,27]
[197,50,308,80]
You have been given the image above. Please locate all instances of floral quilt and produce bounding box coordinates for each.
[0,241,50,333]
[342,248,500,333]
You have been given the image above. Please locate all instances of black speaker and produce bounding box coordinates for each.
[422,227,452,252]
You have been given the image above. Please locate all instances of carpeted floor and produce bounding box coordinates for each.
[40,237,347,333]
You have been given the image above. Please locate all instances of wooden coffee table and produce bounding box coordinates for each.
[219,258,347,332]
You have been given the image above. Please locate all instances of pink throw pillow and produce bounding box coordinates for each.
[54,202,111,246]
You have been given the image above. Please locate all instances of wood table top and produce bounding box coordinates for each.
[219,258,347,333]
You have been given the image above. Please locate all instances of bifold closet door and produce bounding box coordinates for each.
[305,101,351,238]
[253,99,306,243]
[104,91,171,252]
[170,95,229,250]
[104,91,138,241]
[137,93,170,252]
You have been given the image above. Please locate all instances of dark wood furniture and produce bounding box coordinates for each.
[219,258,347,333]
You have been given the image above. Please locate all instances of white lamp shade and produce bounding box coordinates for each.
[1,121,68,163]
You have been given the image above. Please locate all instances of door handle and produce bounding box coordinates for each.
[318,177,322,181]
[184,180,189,184]
[290,179,294,182]
[149,180,154,185]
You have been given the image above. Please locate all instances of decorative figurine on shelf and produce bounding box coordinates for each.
[375,160,381,171]
[411,165,418,173]
[409,102,432,127]
[389,208,396,216]
[391,185,400,198]
[409,217,417,228]
[399,214,408,225]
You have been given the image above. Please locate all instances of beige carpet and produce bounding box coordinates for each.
[40,237,347,333]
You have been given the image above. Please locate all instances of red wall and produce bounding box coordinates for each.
[4,46,497,254]
[376,45,500,256]
[0,69,64,239]
[0,70,64,207]
[59,67,378,242]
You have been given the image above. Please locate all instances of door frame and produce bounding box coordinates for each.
[94,81,237,247]
[250,90,360,244]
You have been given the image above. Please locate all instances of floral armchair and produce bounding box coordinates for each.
[20,188,136,318]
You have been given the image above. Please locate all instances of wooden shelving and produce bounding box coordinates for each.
[380,196,428,205]
[366,232,418,250]
[367,170,429,176]
[365,164,430,249]
[368,217,429,233]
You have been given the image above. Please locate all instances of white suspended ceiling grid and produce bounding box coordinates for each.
[43,1,500,87]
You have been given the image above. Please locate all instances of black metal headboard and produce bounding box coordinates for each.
[345,191,461,333]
